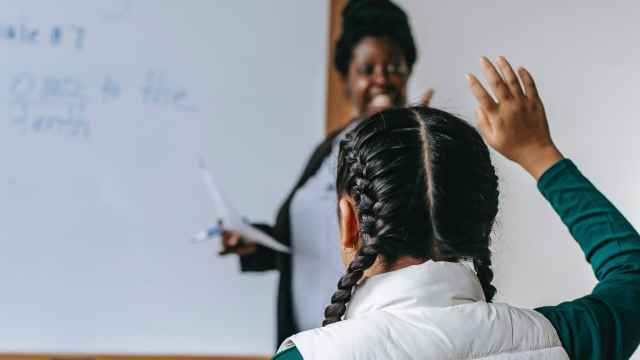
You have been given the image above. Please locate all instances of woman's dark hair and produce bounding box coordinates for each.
[334,0,417,77]
[323,106,499,326]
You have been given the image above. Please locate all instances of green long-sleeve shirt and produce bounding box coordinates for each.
[273,159,640,360]
[535,159,640,358]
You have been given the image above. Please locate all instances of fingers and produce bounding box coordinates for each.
[480,57,512,101]
[474,107,492,138]
[496,57,524,98]
[517,67,540,101]
[420,88,434,106]
[472,57,537,105]
[223,232,242,247]
[467,73,497,110]
[219,231,243,255]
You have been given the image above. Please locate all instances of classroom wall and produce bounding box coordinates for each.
[2,0,638,357]
[0,0,327,355]
[397,0,640,357]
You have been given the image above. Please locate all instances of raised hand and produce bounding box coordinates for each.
[467,56,563,179]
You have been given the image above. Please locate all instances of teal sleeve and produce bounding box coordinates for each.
[271,346,304,360]
[534,159,640,359]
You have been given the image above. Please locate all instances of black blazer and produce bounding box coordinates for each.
[239,127,344,347]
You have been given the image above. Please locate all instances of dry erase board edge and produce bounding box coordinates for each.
[0,353,268,360]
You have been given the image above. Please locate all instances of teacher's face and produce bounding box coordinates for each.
[345,36,410,118]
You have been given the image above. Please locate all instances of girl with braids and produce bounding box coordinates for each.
[219,0,433,347]
[273,57,640,359]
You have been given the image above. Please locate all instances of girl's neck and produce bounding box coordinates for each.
[364,255,427,278]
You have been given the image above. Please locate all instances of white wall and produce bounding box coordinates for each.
[2,0,638,357]
[398,0,640,357]
[0,0,327,355]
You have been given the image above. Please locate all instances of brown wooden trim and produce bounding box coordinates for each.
[0,354,267,360]
[325,0,351,135]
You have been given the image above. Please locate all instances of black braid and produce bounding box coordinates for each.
[323,245,378,326]
[323,144,382,326]
[474,253,497,302]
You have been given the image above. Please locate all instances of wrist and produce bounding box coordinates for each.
[517,144,564,180]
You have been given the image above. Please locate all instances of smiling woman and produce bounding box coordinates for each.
[343,36,410,116]
[326,0,427,133]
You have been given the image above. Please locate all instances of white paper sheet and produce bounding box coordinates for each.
[196,158,290,253]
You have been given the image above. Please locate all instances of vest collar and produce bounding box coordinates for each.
[345,260,485,319]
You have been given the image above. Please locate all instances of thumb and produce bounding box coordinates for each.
[475,107,493,142]
[420,88,434,106]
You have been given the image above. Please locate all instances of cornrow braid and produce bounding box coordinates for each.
[323,141,381,326]
[323,245,378,326]
[474,252,497,302]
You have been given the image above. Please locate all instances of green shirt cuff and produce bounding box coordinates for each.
[537,158,575,192]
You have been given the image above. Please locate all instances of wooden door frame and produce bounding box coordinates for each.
[325,0,351,134]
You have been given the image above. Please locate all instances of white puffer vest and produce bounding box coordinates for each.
[278,261,569,359]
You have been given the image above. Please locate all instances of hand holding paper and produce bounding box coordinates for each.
[195,158,290,254]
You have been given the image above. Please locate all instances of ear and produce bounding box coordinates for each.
[339,196,359,251]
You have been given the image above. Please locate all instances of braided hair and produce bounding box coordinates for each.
[334,0,417,77]
[323,107,499,326]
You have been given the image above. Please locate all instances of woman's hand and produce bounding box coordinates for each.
[420,88,435,106]
[467,56,563,179]
[219,223,257,256]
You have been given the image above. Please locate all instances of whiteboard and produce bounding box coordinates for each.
[0,0,327,355]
